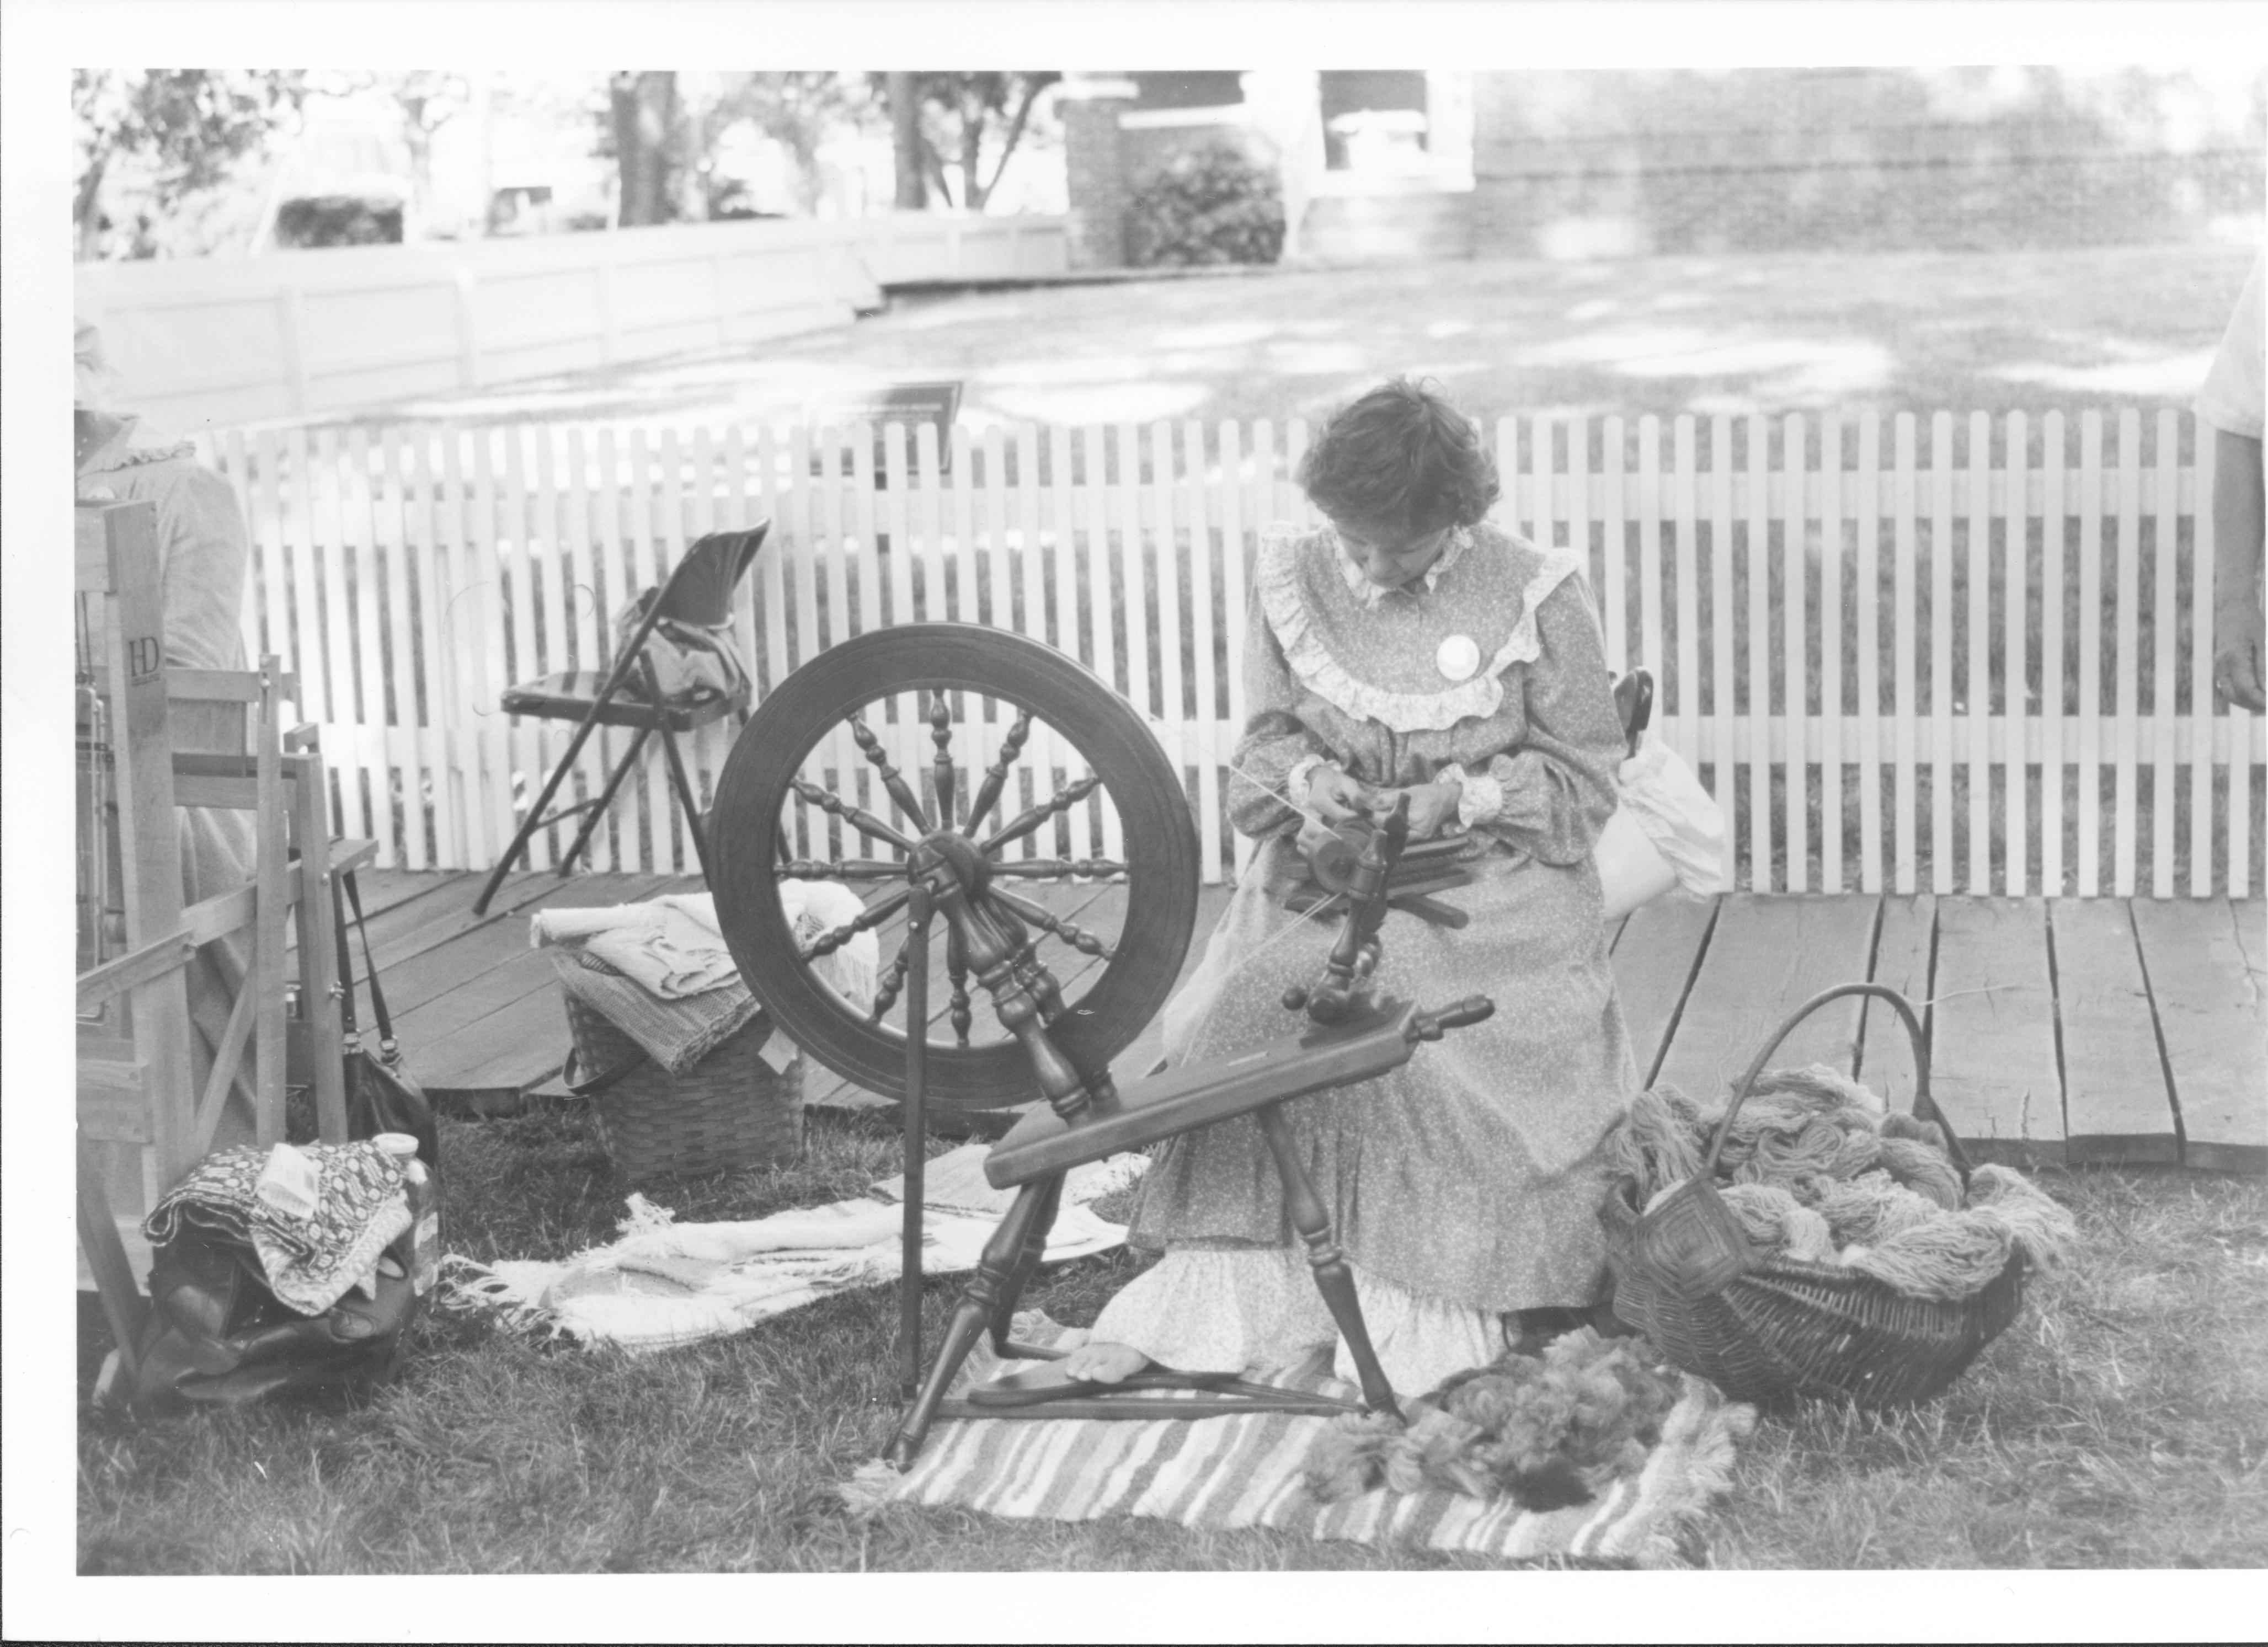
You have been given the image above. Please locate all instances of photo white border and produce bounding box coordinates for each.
[7,3,2263,1640]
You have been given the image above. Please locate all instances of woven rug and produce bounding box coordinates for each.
[844,1315,1757,1568]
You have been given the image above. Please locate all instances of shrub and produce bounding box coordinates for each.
[1125,145,1285,268]
[274,194,403,248]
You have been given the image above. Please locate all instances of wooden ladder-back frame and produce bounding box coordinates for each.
[74,500,375,1370]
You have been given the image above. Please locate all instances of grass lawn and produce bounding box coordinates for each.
[76,1099,2268,1575]
[309,243,2261,441]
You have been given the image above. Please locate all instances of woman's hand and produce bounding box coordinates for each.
[1305,763,1371,824]
[1370,779,1463,840]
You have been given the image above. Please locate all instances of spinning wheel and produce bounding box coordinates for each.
[711,624,1496,1469]
[709,624,1201,1111]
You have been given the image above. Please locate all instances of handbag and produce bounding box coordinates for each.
[613,593,746,704]
[117,872,441,1418]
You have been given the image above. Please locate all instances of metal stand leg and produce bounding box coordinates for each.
[1256,1101,1399,1418]
[471,703,617,915]
[644,655,715,884]
[554,724,652,885]
[888,1177,1057,1469]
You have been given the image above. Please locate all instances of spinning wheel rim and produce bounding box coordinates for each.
[710,624,1200,1110]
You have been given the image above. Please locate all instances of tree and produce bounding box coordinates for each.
[607,71,684,226]
[888,72,927,209]
[383,72,472,233]
[879,72,1061,212]
[73,69,304,258]
[691,72,873,217]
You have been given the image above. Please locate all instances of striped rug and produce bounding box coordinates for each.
[844,1317,1757,1568]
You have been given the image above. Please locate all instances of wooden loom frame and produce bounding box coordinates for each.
[74,499,375,1375]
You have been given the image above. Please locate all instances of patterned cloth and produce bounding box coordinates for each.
[842,1313,1755,1569]
[145,1142,413,1317]
[1123,520,1640,1330]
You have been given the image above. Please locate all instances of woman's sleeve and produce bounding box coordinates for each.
[1228,593,1332,838]
[159,466,252,672]
[1458,577,1625,865]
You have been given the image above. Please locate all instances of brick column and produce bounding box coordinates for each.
[1059,75,1140,269]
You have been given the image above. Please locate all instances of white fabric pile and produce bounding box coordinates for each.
[443,1144,1148,1353]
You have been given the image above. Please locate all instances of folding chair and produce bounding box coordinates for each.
[472,523,770,916]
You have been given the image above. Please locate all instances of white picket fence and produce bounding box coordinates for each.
[204,409,2267,897]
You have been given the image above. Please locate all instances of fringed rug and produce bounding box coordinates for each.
[844,1316,1755,1568]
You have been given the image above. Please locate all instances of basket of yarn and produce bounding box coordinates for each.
[1599,983,2077,1409]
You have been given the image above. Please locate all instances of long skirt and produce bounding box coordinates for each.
[1101,833,1638,1375]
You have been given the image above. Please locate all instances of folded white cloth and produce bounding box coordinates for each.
[779,879,879,1015]
[529,884,879,1009]
[1611,731,1731,901]
[443,1143,1147,1353]
[531,894,737,998]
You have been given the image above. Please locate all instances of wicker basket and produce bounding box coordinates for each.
[1601,981,2029,1410]
[560,989,804,1181]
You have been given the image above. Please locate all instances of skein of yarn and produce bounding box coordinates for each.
[1966,1163,2080,1272]
[1604,1062,2078,1302]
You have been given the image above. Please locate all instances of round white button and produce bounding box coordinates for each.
[1437,634,1481,682]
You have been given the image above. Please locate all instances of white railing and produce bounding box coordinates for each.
[202,408,2265,896]
[77,214,1070,432]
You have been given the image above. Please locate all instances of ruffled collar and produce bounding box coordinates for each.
[1333,523,1472,608]
[1257,520,1584,734]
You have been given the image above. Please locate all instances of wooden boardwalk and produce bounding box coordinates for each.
[361,870,2263,1174]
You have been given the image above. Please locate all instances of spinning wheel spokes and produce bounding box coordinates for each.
[848,712,930,833]
[712,624,1199,1111]
[987,885,1117,961]
[963,708,1034,833]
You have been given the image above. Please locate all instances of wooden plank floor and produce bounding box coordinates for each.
[372,876,2263,1172]
[1605,894,2264,1173]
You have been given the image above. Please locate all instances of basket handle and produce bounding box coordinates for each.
[1699,982,1973,1183]
[561,1044,643,1099]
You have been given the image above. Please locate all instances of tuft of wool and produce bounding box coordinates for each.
[1304,1329,1679,1509]
[1843,1213,2014,1301]
[1966,1164,2080,1273]
[1875,1136,1963,1210]
[1304,1408,1407,1504]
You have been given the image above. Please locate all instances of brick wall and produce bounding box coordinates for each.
[1472,68,2266,259]
[1062,94,1133,268]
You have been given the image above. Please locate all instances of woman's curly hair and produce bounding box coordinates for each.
[1297,378,1499,538]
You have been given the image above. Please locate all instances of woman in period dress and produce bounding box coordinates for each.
[1066,379,1640,1394]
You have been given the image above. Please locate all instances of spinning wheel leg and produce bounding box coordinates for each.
[1256,1101,1399,1418]
[888,1177,1056,1470]
[988,1171,1066,1361]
